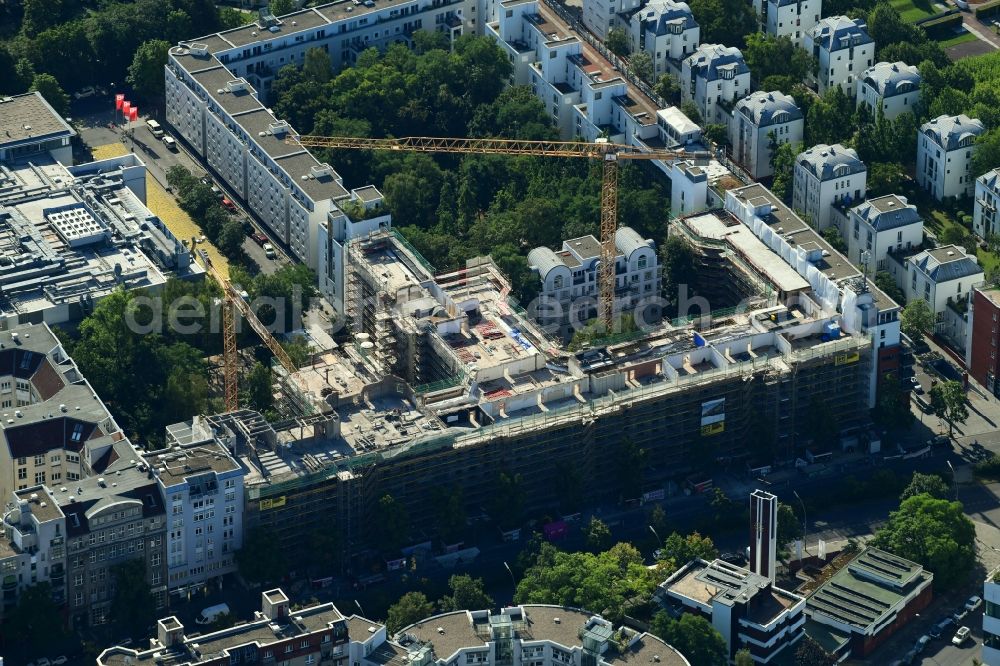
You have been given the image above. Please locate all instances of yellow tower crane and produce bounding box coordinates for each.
[195,251,297,412]
[289,135,708,329]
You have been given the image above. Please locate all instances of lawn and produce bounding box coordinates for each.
[937,30,980,48]
[890,0,940,21]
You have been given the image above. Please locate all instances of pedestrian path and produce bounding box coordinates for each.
[91,142,230,279]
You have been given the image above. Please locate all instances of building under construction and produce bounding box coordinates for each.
[179,184,899,564]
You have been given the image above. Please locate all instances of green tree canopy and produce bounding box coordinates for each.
[901,472,951,501]
[585,517,613,552]
[372,493,410,555]
[109,559,156,640]
[900,298,934,340]
[794,636,837,665]
[973,129,1000,181]
[805,86,855,147]
[872,494,976,587]
[606,28,629,56]
[689,0,756,47]
[438,574,494,612]
[777,502,804,548]
[30,73,69,116]
[744,34,813,88]
[236,528,285,585]
[656,532,719,567]
[929,380,968,437]
[127,39,171,101]
[386,591,435,634]
[770,140,802,202]
[650,612,728,666]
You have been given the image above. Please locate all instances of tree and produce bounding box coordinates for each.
[901,472,951,501]
[585,517,613,552]
[794,636,837,666]
[656,532,718,566]
[469,85,558,140]
[680,100,702,124]
[109,559,156,640]
[660,236,696,316]
[867,1,923,55]
[872,494,975,587]
[433,486,466,543]
[303,47,333,83]
[217,217,246,259]
[821,226,847,253]
[629,51,654,82]
[805,86,855,147]
[929,380,969,437]
[243,362,274,412]
[689,0,757,47]
[438,574,494,611]
[219,7,254,29]
[21,0,63,37]
[649,504,668,536]
[373,493,410,554]
[655,74,681,104]
[770,140,801,202]
[4,583,72,662]
[703,124,728,148]
[973,128,1000,180]
[735,649,754,666]
[809,397,839,451]
[874,271,905,305]
[650,612,728,666]
[30,73,69,117]
[127,39,171,101]
[236,528,284,584]
[386,591,435,634]
[777,502,803,548]
[876,376,914,434]
[270,0,296,15]
[900,298,935,340]
[489,471,524,529]
[744,33,813,88]
[606,29,629,56]
[867,162,906,197]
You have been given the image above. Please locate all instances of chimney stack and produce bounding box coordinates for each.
[157,617,185,648]
[262,588,290,620]
[749,489,778,583]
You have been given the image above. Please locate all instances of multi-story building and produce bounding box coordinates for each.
[792,143,866,230]
[805,16,874,95]
[901,245,983,318]
[856,61,920,120]
[0,485,66,614]
[658,558,806,662]
[969,285,1000,396]
[627,0,700,78]
[582,0,642,39]
[917,114,984,201]
[729,90,803,179]
[527,226,660,332]
[144,418,245,601]
[0,92,76,165]
[0,323,130,504]
[805,547,932,659]
[985,567,1000,665]
[844,194,922,272]
[681,43,751,124]
[753,0,821,47]
[99,588,351,666]
[974,168,1000,239]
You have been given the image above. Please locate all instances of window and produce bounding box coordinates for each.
[34,454,44,466]
[638,256,647,269]
[34,471,45,484]
[17,468,26,480]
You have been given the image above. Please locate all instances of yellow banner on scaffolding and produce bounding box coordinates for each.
[835,351,860,366]
[260,496,287,511]
[701,422,725,436]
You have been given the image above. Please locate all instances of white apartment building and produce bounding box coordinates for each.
[805,16,874,95]
[792,143,866,230]
[145,420,245,599]
[627,0,700,77]
[903,245,983,317]
[845,194,922,272]
[753,0,821,47]
[985,569,1000,665]
[582,0,642,39]
[528,227,660,330]
[856,61,920,120]
[729,90,803,179]
[681,43,751,124]
[975,168,1000,239]
[917,114,985,201]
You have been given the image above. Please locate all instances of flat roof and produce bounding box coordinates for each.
[0,92,75,149]
[193,68,264,116]
[143,440,241,485]
[236,109,303,159]
[216,8,332,48]
[274,152,349,201]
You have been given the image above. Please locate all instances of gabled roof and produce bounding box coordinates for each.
[5,417,100,458]
[809,16,872,52]
[921,114,984,151]
[861,61,920,98]
[796,144,865,182]
[735,91,802,128]
[684,43,749,81]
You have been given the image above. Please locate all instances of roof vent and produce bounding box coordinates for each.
[947,250,955,256]
[653,657,660,663]
[553,617,561,624]
[437,627,445,634]
[29,493,38,502]
[14,410,21,418]
[60,404,67,412]
[40,502,47,508]
[98,478,106,487]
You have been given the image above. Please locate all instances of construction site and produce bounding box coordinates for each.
[171,181,900,565]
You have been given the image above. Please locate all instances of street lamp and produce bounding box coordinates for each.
[354,599,366,618]
[947,460,956,498]
[503,561,516,593]
[649,525,662,547]
[793,490,808,556]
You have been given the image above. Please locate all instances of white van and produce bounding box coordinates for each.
[195,602,231,625]
[146,119,164,138]
[162,136,177,151]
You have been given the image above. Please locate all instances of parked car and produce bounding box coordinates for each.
[51,658,67,666]
[196,602,231,625]
[966,595,983,612]
[222,197,237,212]
[252,232,268,246]
[35,659,51,666]
[953,626,971,645]
[953,607,969,622]
[263,243,276,260]
[73,86,96,100]
[915,635,930,653]
[930,617,954,638]
[162,135,178,151]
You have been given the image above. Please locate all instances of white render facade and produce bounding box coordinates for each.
[582,0,642,40]
[627,0,700,77]
[903,245,984,317]
[681,43,751,124]
[845,194,922,272]
[805,16,874,95]
[975,168,1000,239]
[917,114,984,201]
[792,143,866,230]
[856,61,920,120]
[985,570,1000,666]
[729,91,803,179]
[754,0,821,47]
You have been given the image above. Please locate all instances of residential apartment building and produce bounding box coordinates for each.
[753,0,820,47]
[681,43,751,124]
[792,143,866,230]
[528,226,660,332]
[856,61,920,120]
[901,245,983,317]
[0,92,75,165]
[968,285,1000,397]
[144,418,245,600]
[805,548,932,659]
[582,0,641,39]
[99,589,352,666]
[974,168,1000,239]
[729,90,803,179]
[658,558,806,662]
[844,194,922,272]
[985,567,1000,664]
[917,114,984,201]
[805,16,874,95]
[627,0,700,78]
[0,323,129,504]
